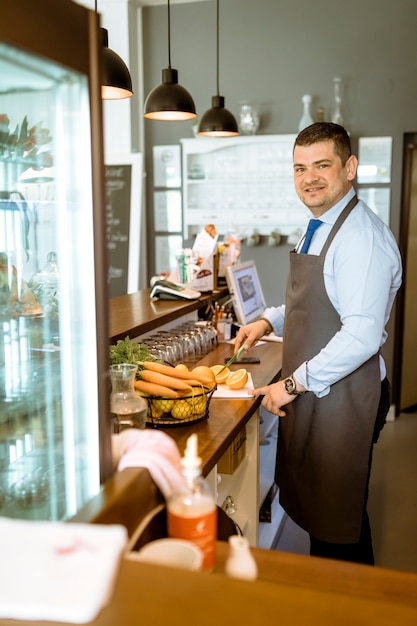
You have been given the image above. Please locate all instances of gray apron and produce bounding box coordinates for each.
[276,196,381,543]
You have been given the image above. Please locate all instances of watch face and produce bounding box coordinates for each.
[284,377,295,394]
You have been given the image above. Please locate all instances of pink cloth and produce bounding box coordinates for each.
[112,430,186,499]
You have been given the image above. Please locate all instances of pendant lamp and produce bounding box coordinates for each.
[197,0,238,137]
[95,1,133,100]
[144,0,196,121]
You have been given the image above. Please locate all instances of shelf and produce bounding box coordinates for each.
[216,457,249,507]
[258,489,287,550]
[186,178,284,185]
[259,409,278,444]
[259,433,278,506]
[181,134,309,238]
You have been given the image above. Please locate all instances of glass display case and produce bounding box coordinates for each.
[0,0,112,521]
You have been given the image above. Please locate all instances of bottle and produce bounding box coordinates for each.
[110,363,148,431]
[225,535,258,581]
[298,94,314,132]
[167,433,217,572]
[331,77,344,125]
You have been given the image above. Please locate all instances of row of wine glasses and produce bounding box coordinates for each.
[142,321,217,367]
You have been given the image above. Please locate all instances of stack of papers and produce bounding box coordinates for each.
[0,517,127,623]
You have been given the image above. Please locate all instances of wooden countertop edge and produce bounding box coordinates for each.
[214,542,417,608]
[109,287,229,342]
[157,341,283,475]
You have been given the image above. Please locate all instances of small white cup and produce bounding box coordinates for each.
[128,538,203,571]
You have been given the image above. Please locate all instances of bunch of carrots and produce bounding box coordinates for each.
[134,361,216,399]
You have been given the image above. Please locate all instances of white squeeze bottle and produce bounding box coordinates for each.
[167,433,217,572]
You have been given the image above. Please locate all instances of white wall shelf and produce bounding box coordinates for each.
[181,135,309,238]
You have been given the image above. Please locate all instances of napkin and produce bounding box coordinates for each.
[0,517,127,623]
[112,429,186,499]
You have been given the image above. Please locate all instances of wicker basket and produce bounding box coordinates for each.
[145,386,216,427]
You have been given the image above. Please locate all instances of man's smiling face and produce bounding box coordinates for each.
[293,140,358,217]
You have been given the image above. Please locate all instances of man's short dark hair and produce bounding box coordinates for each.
[294,122,352,166]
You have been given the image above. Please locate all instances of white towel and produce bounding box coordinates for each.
[112,429,186,499]
[0,517,127,623]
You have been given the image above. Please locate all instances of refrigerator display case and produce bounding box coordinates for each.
[0,0,112,521]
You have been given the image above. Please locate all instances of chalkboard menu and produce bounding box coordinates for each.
[105,155,143,298]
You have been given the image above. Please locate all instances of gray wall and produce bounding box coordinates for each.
[142,0,417,382]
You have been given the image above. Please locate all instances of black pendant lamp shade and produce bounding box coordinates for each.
[198,95,238,137]
[101,27,133,100]
[144,0,196,121]
[197,0,238,137]
[95,0,133,100]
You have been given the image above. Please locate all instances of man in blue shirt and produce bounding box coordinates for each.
[234,122,402,565]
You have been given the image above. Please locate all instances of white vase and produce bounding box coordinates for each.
[224,535,258,581]
[298,94,314,132]
[331,77,344,125]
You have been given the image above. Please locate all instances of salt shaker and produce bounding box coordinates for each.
[224,535,258,581]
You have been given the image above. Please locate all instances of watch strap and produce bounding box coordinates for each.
[259,317,273,335]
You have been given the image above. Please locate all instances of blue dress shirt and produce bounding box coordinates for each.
[263,187,402,397]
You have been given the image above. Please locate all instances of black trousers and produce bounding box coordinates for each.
[309,377,391,566]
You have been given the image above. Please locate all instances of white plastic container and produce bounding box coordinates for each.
[225,535,258,581]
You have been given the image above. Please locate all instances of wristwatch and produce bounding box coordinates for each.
[259,317,273,335]
[283,374,306,396]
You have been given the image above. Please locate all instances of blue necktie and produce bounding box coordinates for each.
[300,219,323,254]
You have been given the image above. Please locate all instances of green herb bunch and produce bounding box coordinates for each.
[109,336,156,378]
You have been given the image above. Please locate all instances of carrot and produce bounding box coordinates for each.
[138,361,194,380]
[178,379,207,388]
[139,361,215,387]
[134,379,179,398]
[139,369,193,392]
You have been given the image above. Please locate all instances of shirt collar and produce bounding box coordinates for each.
[308,188,356,227]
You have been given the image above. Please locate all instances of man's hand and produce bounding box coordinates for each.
[234,319,271,352]
[248,380,298,416]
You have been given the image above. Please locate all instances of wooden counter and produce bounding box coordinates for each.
[1,541,416,626]
[73,339,283,536]
[4,297,416,624]
[157,339,282,474]
[109,287,228,343]
[62,294,415,625]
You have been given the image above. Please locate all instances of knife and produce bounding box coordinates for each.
[217,345,245,375]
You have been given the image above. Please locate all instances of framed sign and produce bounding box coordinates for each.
[105,154,143,297]
[357,137,392,184]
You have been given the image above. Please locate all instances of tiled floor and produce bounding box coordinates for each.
[273,410,417,573]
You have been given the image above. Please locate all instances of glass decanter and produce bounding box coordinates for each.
[110,363,148,432]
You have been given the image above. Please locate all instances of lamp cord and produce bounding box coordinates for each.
[216,0,220,96]
[167,0,172,69]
